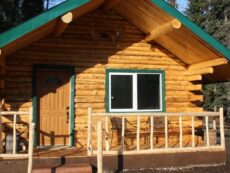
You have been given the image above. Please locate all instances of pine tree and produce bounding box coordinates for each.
[167,0,178,8]
[186,0,230,111]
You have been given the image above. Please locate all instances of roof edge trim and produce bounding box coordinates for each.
[151,0,230,60]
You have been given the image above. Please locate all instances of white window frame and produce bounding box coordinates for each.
[108,72,163,112]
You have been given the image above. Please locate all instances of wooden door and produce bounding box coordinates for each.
[36,69,71,146]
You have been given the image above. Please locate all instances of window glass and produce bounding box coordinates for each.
[137,74,160,110]
[111,75,133,109]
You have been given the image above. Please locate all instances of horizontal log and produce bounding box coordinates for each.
[185,67,214,76]
[187,75,202,82]
[188,58,228,70]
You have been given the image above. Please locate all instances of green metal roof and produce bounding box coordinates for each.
[0,0,90,48]
[151,0,230,60]
[0,0,229,61]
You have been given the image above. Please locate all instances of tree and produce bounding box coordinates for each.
[186,0,230,111]
[167,0,178,8]
[0,0,65,33]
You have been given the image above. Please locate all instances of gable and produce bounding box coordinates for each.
[0,0,230,83]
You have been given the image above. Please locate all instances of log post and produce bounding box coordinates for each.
[28,107,34,173]
[53,12,73,37]
[145,19,182,42]
[97,121,103,173]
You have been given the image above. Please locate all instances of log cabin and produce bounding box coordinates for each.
[0,0,230,171]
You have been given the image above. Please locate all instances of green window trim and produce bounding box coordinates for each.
[106,69,165,113]
[32,64,75,147]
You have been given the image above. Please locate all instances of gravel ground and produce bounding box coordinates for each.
[120,129,230,173]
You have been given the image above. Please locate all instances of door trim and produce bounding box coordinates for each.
[32,64,75,147]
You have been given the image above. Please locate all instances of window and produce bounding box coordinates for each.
[106,69,165,112]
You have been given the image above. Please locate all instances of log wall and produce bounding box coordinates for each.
[4,10,203,148]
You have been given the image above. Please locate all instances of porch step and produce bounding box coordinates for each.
[32,164,92,173]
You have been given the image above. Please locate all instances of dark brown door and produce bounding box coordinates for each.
[36,69,70,146]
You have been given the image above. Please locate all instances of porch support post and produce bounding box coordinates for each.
[28,107,35,173]
[97,121,103,173]
[145,19,182,42]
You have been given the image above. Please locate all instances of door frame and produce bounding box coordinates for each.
[32,64,75,147]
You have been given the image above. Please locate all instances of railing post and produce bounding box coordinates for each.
[87,107,93,156]
[219,108,225,148]
[121,116,125,152]
[136,116,140,151]
[192,116,195,148]
[165,116,168,148]
[13,114,17,154]
[150,116,154,149]
[0,110,2,153]
[28,107,34,173]
[105,116,110,151]
[97,121,103,173]
[28,123,35,173]
[205,115,210,147]
[179,114,183,148]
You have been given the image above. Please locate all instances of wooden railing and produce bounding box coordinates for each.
[0,108,35,173]
[87,107,225,156]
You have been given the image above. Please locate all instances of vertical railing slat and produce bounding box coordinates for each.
[105,116,110,151]
[179,115,183,148]
[87,107,93,156]
[137,116,140,151]
[219,108,225,148]
[165,116,168,148]
[121,116,125,152]
[150,116,154,149]
[205,115,210,147]
[13,114,17,154]
[192,116,195,148]
[213,118,217,130]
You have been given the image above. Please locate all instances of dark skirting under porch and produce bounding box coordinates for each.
[0,150,226,173]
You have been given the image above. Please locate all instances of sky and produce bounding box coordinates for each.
[178,0,188,13]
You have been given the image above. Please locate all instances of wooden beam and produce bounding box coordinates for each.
[185,67,214,76]
[53,12,73,37]
[145,19,182,42]
[188,75,202,82]
[102,0,121,11]
[188,58,228,70]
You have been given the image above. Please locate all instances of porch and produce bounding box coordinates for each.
[0,107,226,172]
